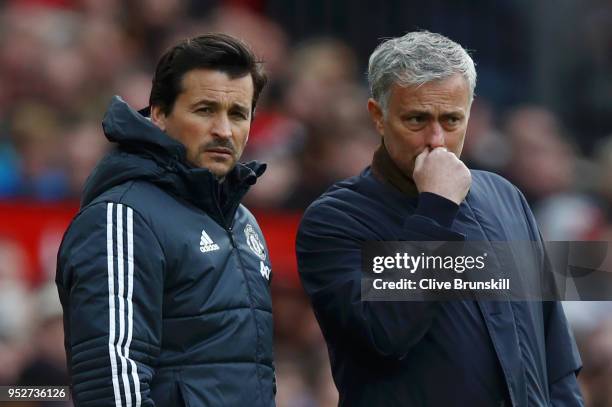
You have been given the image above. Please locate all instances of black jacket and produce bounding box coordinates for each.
[296,148,582,407]
[56,96,275,406]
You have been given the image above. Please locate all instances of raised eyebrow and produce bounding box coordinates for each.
[191,99,218,109]
[402,110,432,117]
[441,111,466,119]
[230,103,250,113]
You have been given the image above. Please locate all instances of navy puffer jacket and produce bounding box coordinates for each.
[56,96,275,406]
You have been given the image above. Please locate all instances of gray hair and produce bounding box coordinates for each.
[367,31,476,111]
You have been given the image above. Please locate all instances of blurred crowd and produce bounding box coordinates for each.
[0,0,612,406]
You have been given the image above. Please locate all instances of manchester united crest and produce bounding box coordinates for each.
[244,224,266,261]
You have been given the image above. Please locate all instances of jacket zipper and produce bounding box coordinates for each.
[212,182,266,404]
[227,224,266,405]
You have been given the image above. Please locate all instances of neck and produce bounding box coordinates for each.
[371,143,419,197]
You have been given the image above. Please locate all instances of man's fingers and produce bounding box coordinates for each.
[430,146,450,158]
[414,149,429,172]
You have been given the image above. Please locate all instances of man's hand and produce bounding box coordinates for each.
[413,147,471,205]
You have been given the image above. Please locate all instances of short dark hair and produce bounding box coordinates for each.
[149,33,267,115]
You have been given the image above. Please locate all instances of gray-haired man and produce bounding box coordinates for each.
[296,31,583,406]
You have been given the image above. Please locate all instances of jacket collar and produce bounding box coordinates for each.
[371,143,419,197]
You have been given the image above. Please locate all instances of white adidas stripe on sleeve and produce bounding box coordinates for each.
[126,207,142,406]
[107,203,122,406]
[107,203,141,407]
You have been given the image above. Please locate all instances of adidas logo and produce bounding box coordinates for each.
[200,229,220,253]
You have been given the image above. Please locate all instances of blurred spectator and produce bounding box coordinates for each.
[0,283,32,386]
[273,284,338,407]
[0,140,20,197]
[10,102,69,200]
[78,0,122,20]
[0,238,28,283]
[74,17,131,91]
[282,83,377,209]
[502,105,603,241]
[0,239,33,386]
[562,0,612,154]
[276,358,317,407]
[17,283,69,389]
[63,121,109,198]
[315,84,378,182]
[124,0,189,61]
[593,136,612,219]
[247,38,365,210]
[462,98,510,173]
[243,147,301,209]
[273,39,363,209]
[536,195,603,241]
[206,5,289,79]
[576,320,612,407]
[283,37,358,126]
[113,69,153,110]
[503,105,576,205]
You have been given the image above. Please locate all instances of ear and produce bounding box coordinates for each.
[150,105,167,131]
[367,98,385,137]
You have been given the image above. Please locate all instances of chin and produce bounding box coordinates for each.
[193,156,228,174]
[206,164,232,179]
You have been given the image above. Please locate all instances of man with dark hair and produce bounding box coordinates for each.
[57,33,276,406]
[296,31,583,406]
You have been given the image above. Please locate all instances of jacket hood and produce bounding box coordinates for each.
[102,95,188,161]
[81,96,265,223]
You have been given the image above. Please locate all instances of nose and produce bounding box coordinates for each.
[425,122,445,149]
[211,114,232,139]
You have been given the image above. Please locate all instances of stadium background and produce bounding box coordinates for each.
[0,0,611,405]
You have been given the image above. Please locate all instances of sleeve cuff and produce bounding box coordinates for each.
[414,192,460,228]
